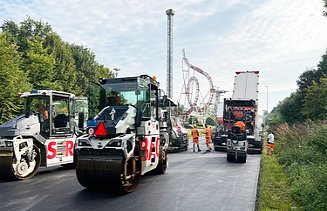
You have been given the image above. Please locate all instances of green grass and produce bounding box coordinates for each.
[257,144,298,210]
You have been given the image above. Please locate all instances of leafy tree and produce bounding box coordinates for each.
[0,33,31,123]
[1,18,52,54]
[44,33,77,93]
[267,106,284,126]
[23,37,56,89]
[324,0,327,17]
[303,78,327,120]
[278,92,305,124]
[297,68,321,91]
[69,44,110,96]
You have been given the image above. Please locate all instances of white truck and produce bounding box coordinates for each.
[225,71,261,163]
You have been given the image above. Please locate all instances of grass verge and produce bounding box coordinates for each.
[257,144,296,210]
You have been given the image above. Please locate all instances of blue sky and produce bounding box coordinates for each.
[1,0,327,114]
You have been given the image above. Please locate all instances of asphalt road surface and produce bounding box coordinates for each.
[0,139,261,211]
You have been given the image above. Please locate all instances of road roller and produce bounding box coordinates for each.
[0,90,87,180]
[75,75,170,193]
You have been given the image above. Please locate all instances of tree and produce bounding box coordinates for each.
[303,78,327,120]
[44,33,78,93]
[69,44,110,96]
[0,33,31,124]
[297,68,321,91]
[324,0,327,17]
[278,92,305,124]
[23,37,56,90]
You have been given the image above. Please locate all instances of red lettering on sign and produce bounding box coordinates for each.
[47,142,57,159]
[65,141,74,156]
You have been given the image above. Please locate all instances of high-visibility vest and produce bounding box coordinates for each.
[191,129,199,139]
[233,121,246,132]
[205,127,211,138]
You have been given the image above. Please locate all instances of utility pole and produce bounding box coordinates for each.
[166,9,175,99]
[113,68,120,77]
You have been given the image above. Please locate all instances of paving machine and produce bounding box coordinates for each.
[75,75,170,193]
[0,90,87,180]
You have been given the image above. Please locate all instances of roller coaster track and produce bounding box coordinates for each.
[182,49,216,115]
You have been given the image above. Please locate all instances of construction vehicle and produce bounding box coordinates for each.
[75,75,170,193]
[158,96,188,152]
[212,71,260,162]
[0,90,88,180]
[212,117,227,151]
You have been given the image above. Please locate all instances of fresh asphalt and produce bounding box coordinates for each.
[0,138,261,211]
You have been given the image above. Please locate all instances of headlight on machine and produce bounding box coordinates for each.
[0,140,13,147]
[106,139,122,147]
[78,139,91,146]
[5,141,13,147]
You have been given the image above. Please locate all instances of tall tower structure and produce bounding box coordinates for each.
[166,9,175,98]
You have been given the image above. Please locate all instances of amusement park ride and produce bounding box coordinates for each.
[178,49,225,126]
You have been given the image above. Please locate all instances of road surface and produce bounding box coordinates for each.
[0,140,261,211]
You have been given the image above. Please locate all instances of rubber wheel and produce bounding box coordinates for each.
[238,154,247,163]
[227,152,235,162]
[153,147,168,174]
[76,155,141,194]
[0,144,41,180]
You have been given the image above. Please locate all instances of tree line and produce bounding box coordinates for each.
[268,50,327,125]
[0,18,113,124]
[268,0,327,125]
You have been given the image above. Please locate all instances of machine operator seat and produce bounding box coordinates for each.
[54,114,68,128]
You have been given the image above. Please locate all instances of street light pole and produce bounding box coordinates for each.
[113,68,120,77]
[265,85,268,113]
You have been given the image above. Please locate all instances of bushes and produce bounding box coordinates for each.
[274,121,327,210]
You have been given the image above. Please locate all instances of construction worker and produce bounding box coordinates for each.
[191,125,201,152]
[233,121,246,133]
[204,124,212,151]
[267,130,275,155]
[35,103,48,121]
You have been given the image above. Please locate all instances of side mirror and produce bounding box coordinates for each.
[78,112,85,129]
[135,110,142,127]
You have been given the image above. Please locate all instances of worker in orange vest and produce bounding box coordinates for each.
[233,121,246,133]
[204,124,212,151]
[191,126,201,152]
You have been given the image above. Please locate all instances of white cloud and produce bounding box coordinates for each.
[0,0,326,113]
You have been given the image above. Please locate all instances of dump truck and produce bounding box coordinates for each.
[226,71,260,162]
[75,75,171,193]
[0,90,88,180]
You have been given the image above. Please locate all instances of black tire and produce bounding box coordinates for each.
[76,155,141,194]
[227,152,235,162]
[153,147,168,174]
[0,144,41,180]
[238,154,247,163]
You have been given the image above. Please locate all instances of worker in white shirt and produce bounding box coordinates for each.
[267,130,275,155]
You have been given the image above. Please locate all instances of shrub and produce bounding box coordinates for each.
[274,120,327,210]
